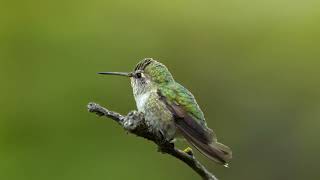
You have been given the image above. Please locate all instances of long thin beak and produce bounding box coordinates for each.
[97,72,132,77]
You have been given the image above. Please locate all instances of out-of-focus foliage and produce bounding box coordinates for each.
[1,0,319,179]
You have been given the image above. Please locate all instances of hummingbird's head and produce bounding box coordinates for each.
[98,58,174,96]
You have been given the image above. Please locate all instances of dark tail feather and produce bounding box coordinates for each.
[185,134,232,166]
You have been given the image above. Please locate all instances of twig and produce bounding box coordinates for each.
[87,102,218,180]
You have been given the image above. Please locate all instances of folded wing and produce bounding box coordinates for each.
[158,84,232,165]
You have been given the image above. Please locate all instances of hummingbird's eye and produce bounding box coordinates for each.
[136,73,142,78]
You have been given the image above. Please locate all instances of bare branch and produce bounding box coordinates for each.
[87,102,218,180]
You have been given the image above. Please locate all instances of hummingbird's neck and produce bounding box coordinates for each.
[132,85,157,112]
[132,84,157,99]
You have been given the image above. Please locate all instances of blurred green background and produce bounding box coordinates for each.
[1,0,319,179]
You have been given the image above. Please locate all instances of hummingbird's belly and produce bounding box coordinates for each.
[138,92,176,141]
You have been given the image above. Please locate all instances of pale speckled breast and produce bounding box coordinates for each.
[137,91,176,141]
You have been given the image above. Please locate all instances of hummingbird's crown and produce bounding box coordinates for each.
[134,58,153,71]
[134,58,174,84]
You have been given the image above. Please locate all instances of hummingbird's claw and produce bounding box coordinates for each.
[183,147,194,156]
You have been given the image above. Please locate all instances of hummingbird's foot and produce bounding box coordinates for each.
[183,147,194,156]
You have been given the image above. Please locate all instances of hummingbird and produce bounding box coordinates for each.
[98,58,232,166]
